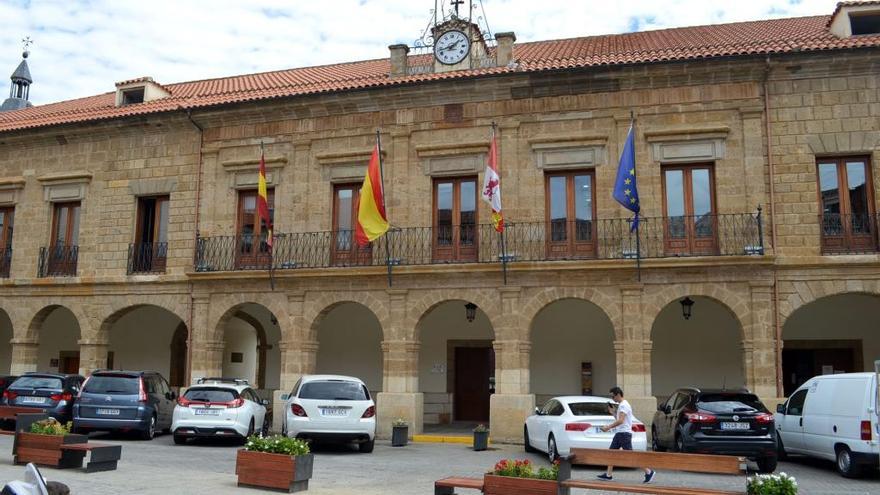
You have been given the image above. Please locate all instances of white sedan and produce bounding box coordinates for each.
[524,396,648,461]
[282,374,376,453]
[172,378,269,445]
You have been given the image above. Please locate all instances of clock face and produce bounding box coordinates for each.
[434,30,471,65]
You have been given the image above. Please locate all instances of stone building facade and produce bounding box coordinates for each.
[0,4,879,442]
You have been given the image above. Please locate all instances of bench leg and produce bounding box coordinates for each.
[85,460,118,473]
[85,445,122,472]
[434,486,455,495]
[557,457,572,495]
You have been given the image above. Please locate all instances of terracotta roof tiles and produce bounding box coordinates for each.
[1,14,879,134]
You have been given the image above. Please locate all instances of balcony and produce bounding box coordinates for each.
[127,242,168,274]
[38,245,78,277]
[193,212,764,273]
[0,247,10,278]
[820,213,880,255]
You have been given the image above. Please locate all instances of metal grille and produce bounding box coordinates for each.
[38,245,78,277]
[127,242,168,274]
[820,213,880,254]
[0,247,10,278]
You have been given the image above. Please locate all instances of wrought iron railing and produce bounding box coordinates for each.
[820,213,880,254]
[0,246,10,278]
[194,212,764,273]
[127,242,168,274]
[38,245,78,277]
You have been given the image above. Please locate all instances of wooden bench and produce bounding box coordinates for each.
[434,476,484,494]
[59,442,122,472]
[558,448,747,495]
[0,406,43,420]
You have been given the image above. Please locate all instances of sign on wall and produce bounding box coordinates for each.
[581,361,593,395]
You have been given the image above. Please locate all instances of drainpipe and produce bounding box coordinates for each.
[763,56,784,398]
[183,107,204,387]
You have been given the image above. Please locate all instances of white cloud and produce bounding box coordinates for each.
[0,0,842,105]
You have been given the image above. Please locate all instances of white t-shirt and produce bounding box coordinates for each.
[613,399,634,434]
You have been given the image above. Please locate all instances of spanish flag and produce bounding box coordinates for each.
[355,138,389,247]
[257,148,273,248]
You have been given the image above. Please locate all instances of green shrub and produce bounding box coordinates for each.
[244,434,310,456]
[492,459,559,481]
[392,418,408,427]
[747,472,798,495]
[29,418,72,436]
[473,424,489,433]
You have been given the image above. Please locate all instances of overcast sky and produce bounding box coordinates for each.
[0,0,845,106]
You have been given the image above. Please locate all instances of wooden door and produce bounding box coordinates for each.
[49,202,80,275]
[545,171,597,259]
[236,190,274,269]
[331,184,372,266]
[817,157,877,253]
[662,165,718,256]
[0,207,12,277]
[454,347,494,422]
[59,353,80,374]
[433,178,478,262]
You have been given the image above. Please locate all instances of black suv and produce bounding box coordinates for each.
[73,371,177,439]
[651,388,777,472]
[1,373,84,423]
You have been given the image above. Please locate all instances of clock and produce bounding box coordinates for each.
[434,30,471,65]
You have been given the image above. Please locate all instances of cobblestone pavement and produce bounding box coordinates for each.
[0,434,876,494]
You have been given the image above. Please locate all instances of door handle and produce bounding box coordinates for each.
[799,417,803,427]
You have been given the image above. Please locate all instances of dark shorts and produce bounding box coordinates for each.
[609,432,633,450]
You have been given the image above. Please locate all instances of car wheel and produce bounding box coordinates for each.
[241,418,255,445]
[776,435,787,460]
[140,415,156,440]
[359,439,375,453]
[173,434,187,445]
[547,435,559,462]
[756,456,777,474]
[262,416,271,436]
[836,445,863,478]
[651,426,665,452]
[674,432,685,453]
[523,425,537,453]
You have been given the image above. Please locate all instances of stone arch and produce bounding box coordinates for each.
[26,304,84,341]
[779,279,880,323]
[408,288,501,341]
[303,291,390,342]
[521,287,622,341]
[644,285,749,341]
[212,301,282,390]
[97,301,188,343]
[210,294,289,343]
[0,308,13,374]
[230,311,268,389]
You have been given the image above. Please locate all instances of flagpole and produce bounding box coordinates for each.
[375,130,393,287]
[630,111,641,283]
[492,122,508,285]
[261,140,275,291]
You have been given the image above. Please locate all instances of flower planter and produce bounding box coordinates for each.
[473,431,489,451]
[236,449,313,493]
[391,425,408,447]
[14,432,89,468]
[483,474,557,495]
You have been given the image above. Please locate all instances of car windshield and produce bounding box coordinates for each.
[83,375,139,395]
[696,394,766,413]
[568,402,614,416]
[184,388,238,402]
[12,376,63,390]
[299,381,368,401]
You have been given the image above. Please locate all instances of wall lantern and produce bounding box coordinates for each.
[464,302,478,323]
[680,297,695,320]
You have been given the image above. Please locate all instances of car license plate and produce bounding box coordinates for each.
[96,408,120,416]
[19,396,46,404]
[720,422,750,430]
[195,409,220,416]
[320,407,347,417]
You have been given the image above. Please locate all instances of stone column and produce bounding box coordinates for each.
[745,281,779,402]
[377,340,422,439]
[490,287,535,444]
[9,338,38,375]
[78,339,109,376]
[187,296,211,384]
[616,285,657,425]
[273,339,318,432]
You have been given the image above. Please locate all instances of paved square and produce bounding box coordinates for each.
[0,435,876,494]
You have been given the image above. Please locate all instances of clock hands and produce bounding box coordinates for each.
[439,40,461,53]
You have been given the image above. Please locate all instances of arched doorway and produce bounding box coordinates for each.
[530,299,616,406]
[0,309,12,374]
[218,303,281,392]
[32,306,81,374]
[651,296,745,401]
[104,305,188,387]
[418,300,494,425]
[313,302,383,397]
[782,293,880,396]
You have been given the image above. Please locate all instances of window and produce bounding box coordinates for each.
[130,195,169,273]
[121,88,145,105]
[433,177,478,262]
[817,157,877,253]
[850,13,880,35]
[672,392,690,410]
[545,171,596,259]
[662,165,718,255]
[0,207,13,277]
[236,189,274,269]
[46,201,80,276]
[785,389,808,416]
[332,183,371,266]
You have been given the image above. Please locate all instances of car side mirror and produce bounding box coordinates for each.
[534,407,542,416]
[657,404,665,412]
[776,403,785,414]
[280,393,289,401]
[166,391,176,401]
[261,399,270,406]
[664,405,672,414]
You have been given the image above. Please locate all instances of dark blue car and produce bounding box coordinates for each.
[73,370,176,440]
[1,373,84,423]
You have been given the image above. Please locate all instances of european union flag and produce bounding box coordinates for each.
[613,124,640,232]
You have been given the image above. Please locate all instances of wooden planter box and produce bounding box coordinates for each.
[483,474,557,495]
[14,432,89,468]
[236,449,313,493]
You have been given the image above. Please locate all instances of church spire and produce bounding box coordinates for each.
[1,37,34,112]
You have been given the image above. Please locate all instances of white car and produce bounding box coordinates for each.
[172,378,269,445]
[282,375,376,453]
[524,396,648,461]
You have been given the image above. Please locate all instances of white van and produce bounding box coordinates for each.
[774,372,879,477]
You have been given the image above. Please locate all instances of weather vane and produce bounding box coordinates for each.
[451,0,464,17]
[21,36,33,56]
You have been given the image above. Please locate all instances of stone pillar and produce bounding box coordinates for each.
[273,339,318,432]
[388,44,410,77]
[78,339,109,376]
[490,339,534,443]
[187,296,211,384]
[200,340,226,379]
[9,338,38,375]
[616,286,657,425]
[495,32,517,66]
[745,282,779,401]
[377,340,422,440]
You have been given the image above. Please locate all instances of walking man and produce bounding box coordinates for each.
[597,386,656,483]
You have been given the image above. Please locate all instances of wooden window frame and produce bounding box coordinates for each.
[432,176,478,262]
[661,164,719,256]
[235,189,274,269]
[0,206,12,277]
[544,170,598,259]
[132,195,169,273]
[331,183,372,266]
[48,201,80,276]
[816,156,877,253]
